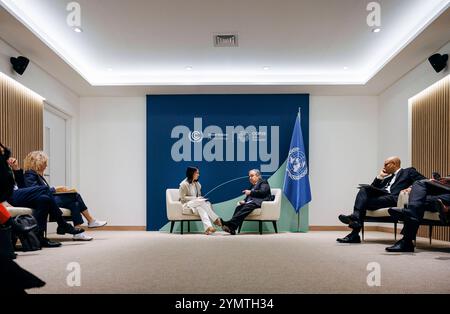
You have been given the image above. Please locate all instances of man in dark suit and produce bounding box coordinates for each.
[386,177,450,252]
[337,156,426,243]
[221,169,272,235]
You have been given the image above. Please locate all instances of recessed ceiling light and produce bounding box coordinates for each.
[185,66,193,71]
[343,66,349,70]
[73,27,83,33]
[263,66,271,71]
[107,68,113,72]
[372,28,381,33]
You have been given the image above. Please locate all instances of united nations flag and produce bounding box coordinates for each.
[283,112,312,213]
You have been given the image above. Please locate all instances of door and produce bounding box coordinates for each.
[43,107,67,187]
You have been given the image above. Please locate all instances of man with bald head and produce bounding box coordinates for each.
[337,156,425,243]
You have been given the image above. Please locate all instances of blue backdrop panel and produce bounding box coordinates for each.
[146,94,309,231]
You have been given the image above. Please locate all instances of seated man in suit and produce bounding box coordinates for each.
[337,156,426,243]
[386,177,450,252]
[221,169,272,235]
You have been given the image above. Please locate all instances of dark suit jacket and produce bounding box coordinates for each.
[13,169,26,189]
[244,179,272,207]
[371,167,426,196]
[24,170,56,193]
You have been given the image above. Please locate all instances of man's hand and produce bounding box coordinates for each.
[239,200,246,205]
[7,157,20,171]
[242,190,252,196]
[378,169,389,179]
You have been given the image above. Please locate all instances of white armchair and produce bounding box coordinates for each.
[239,188,282,234]
[166,189,201,234]
[3,201,72,220]
[363,190,441,241]
[165,188,283,235]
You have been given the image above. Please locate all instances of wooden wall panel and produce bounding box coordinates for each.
[0,74,43,168]
[411,75,450,242]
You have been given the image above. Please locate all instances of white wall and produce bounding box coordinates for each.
[378,41,450,167]
[309,96,379,226]
[79,95,378,227]
[79,97,146,226]
[0,38,80,187]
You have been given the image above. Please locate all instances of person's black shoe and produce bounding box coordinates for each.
[338,214,353,225]
[385,239,415,253]
[338,214,361,229]
[336,232,361,244]
[56,223,84,235]
[222,224,236,235]
[388,207,405,221]
[40,238,62,248]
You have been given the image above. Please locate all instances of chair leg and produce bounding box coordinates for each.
[272,221,278,233]
[429,225,433,245]
[188,221,190,233]
[259,221,263,235]
[361,221,365,241]
[181,221,184,235]
[170,221,175,233]
[394,222,397,241]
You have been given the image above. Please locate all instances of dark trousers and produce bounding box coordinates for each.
[54,193,88,226]
[352,187,398,232]
[8,186,65,233]
[402,180,450,240]
[226,202,260,231]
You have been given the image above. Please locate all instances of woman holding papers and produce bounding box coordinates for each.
[179,167,222,235]
[23,151,107,241]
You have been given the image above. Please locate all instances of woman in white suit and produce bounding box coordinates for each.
[179,167,222,235]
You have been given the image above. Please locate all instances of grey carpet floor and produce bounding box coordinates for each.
[14,231,450,294]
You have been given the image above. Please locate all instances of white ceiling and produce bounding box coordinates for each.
[0,0,449,87]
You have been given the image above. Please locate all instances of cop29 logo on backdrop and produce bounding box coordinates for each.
[170,118,280,173]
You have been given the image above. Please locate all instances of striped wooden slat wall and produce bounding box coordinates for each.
[411,75,450,242]
[0,74,44,168]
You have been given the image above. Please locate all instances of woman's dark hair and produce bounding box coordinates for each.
[186,167,199,183]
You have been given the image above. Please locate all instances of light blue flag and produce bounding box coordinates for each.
[283,112,312,213]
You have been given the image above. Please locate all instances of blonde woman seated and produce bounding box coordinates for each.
[179,167,222,235]
[23,151,107,241]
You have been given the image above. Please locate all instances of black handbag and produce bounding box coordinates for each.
[0,225,16,260]
[14,215,41,252]
[0,142,16,203]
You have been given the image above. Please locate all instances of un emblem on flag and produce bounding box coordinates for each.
[287,147,308,180]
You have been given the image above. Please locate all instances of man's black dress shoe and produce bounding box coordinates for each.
[40,238,62,248]
[222,224,236,235]
[338,214,361,229]
[56,223,84,235]
[385,239,414,252]
[336,232,361,243]
[388,207,405,221]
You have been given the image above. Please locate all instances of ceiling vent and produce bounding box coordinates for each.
[214,33,239,47]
